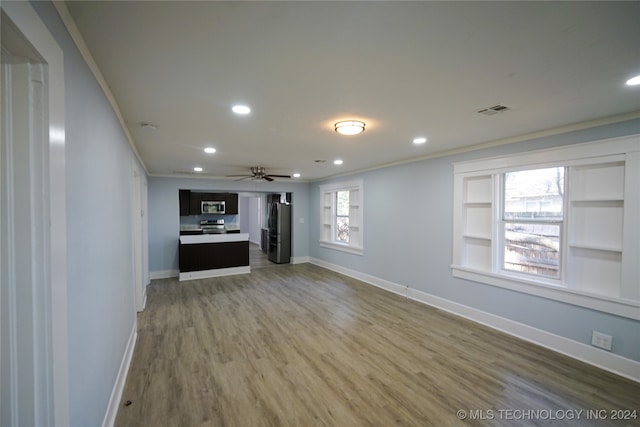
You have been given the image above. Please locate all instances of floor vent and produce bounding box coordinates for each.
[478,104,510,116]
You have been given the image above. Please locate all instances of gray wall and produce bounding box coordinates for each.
[309,119,640,363]
[31,2,146,426]
[148,177,310,275]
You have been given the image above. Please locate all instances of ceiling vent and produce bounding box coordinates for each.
[477,104,510,116]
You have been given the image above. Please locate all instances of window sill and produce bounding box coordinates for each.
[320,241,364,256]
[451,265,640,320]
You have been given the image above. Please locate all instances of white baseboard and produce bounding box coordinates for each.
[102,323,137,427]
[149,269,178,280]
[292,256,310,264]
[308,257,640,383]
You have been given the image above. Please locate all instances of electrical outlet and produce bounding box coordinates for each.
[591,331,613,351]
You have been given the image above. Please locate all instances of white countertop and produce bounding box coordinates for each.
[180,233,249,244]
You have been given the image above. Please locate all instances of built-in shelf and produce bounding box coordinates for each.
[463,202,492,207]
[568,243,622,253]
[566,160,626,300]
[463,233,491,241]
[570,198,624,203]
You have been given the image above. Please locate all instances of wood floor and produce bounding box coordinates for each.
[248,242,276,270]
[116,264,640,427]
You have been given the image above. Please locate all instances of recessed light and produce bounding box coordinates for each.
[232,105,251,114]
[204,147,216,154]
[334,159,343,165]
[193,167,203,172]
[413,137,427,144]
[626,75,640,86]
[292,173,301,178]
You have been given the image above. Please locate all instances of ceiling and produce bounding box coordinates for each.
[66,1,640,181]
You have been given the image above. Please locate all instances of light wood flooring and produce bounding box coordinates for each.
[248,242,276,270]
[116,264,640,427]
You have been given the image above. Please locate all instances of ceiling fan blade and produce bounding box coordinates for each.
[264,176,274,182]
[267,174,291,178]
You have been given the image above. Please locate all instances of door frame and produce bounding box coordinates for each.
[1,2,68,426]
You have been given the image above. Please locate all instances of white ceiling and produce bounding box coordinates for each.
[66,1,640,181]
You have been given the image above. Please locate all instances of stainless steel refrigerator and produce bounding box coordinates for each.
[268,203,291,264]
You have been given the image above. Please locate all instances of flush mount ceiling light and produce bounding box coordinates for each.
[333,159,344,165]
[232,105,251,114]
[413,137,427,145]
[292,173,301,178]
[334,120,365,136]
[204,147,216,154]
[626,75,640,86]
[193,167,203,172]
[140,122,157,130]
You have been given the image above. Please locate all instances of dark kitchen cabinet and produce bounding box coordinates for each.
[189,192,202,215]
[179,241,249,272]
[225,193,239,214]
[179,190,190,216]
[184,191,238,215]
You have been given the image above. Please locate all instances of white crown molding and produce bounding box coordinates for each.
[52,1,148,174]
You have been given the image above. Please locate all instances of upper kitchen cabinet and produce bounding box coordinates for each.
[179,190,190,216]
[184,191,239,215]
[225,193,239,214]
[189,191,202,215]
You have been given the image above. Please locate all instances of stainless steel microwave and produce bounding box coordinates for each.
[201,200,225,214]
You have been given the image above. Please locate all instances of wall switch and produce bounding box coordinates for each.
[591,331,613,351]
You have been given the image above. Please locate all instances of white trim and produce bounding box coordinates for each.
[319,179,364,255]
[291,256,310,264]
[452,134,640,320]
[131,166,145,313]
[149,270,179,280]
[309,258,408,297]
[308,257,640,383]
[453,134,639,174]
[319,241,364,255]
[1,2,69,425]
[101,324,137,427]
[178,266,250,281]
[319,178,363,193]
[452,266,640,320]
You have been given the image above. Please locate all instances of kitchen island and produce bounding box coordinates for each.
[179,233,250,281]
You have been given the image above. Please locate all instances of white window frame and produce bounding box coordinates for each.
[452,135,640,320]
[319,179,364,255]
[499,167,566,282]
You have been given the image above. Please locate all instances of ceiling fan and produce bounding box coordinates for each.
[226,166,291,182]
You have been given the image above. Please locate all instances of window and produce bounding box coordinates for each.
[452,135,640,320]
[320,180,363,254]
[336,190,350,243]
[502,167,564,279]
